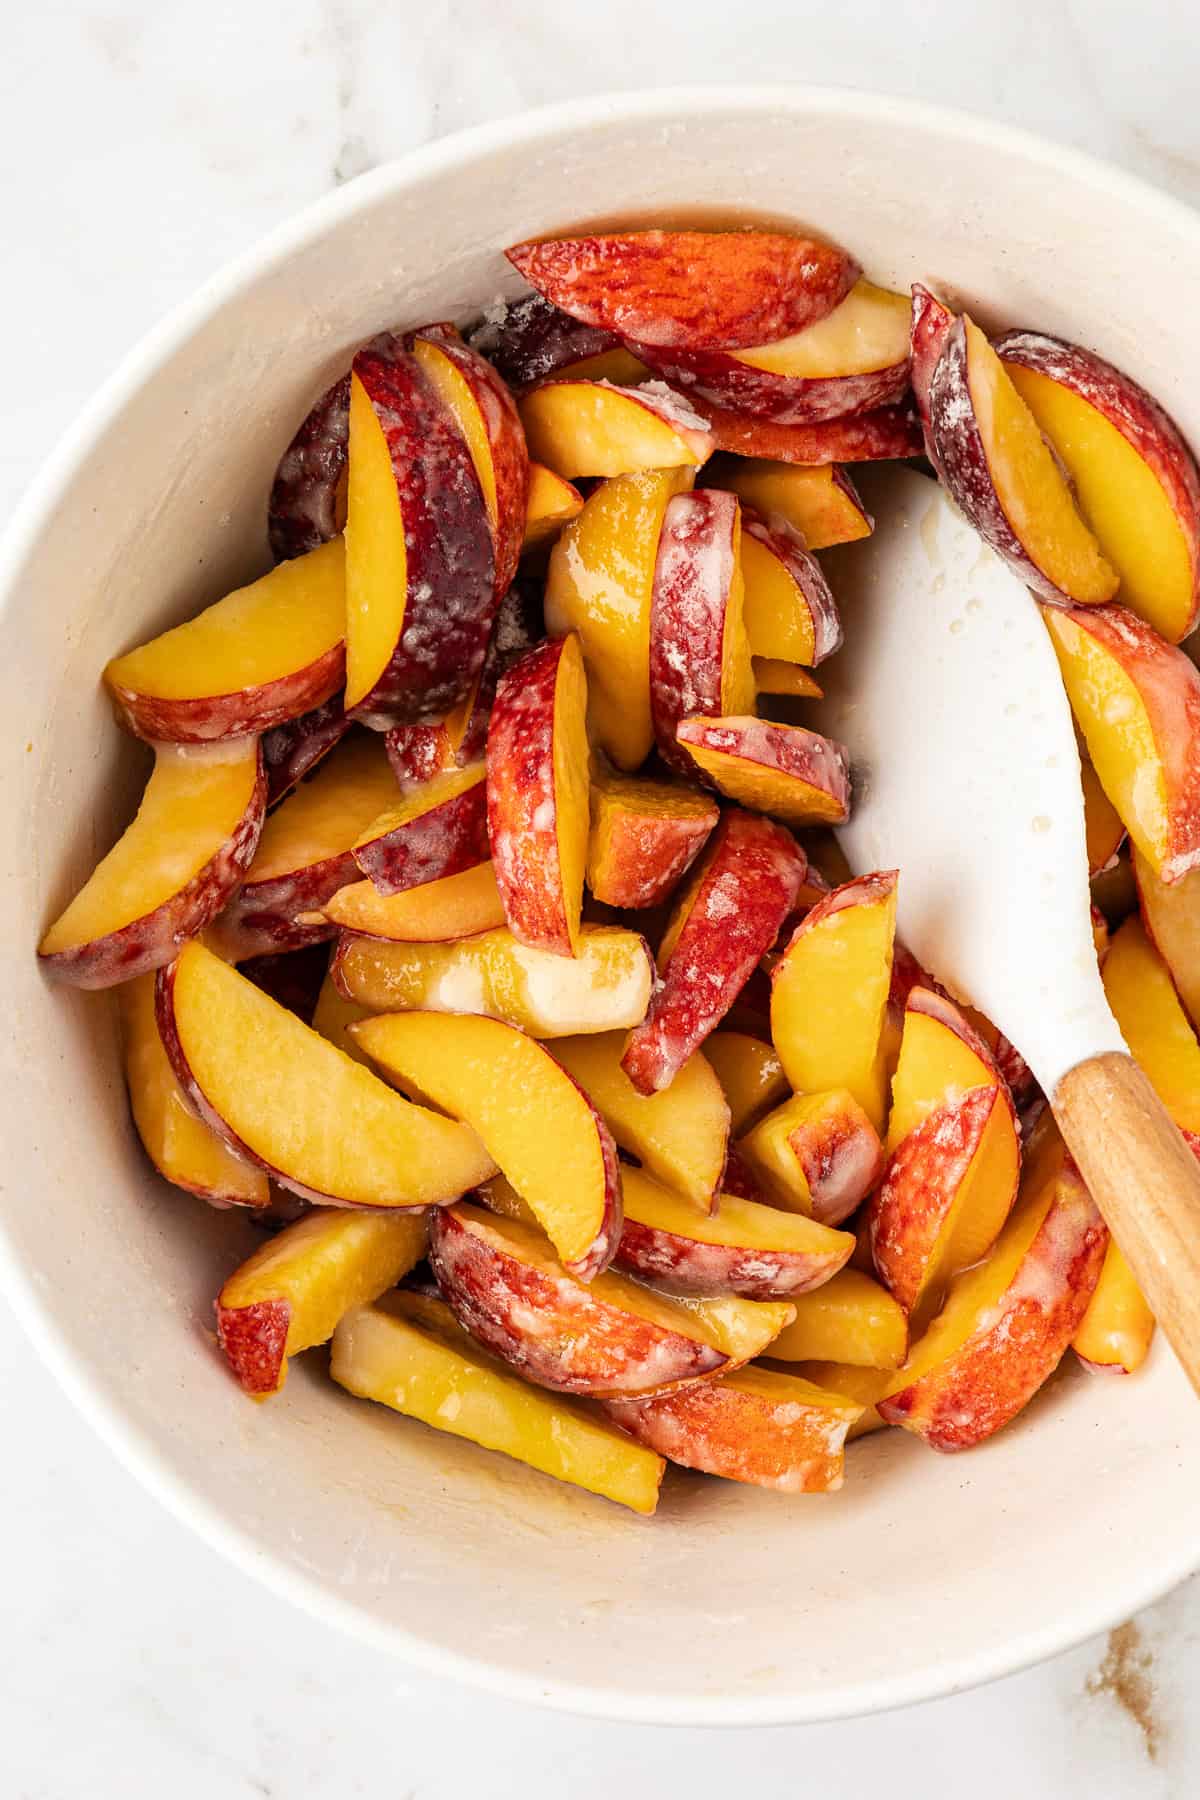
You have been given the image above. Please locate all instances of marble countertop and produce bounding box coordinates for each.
[5,3,1200,1794]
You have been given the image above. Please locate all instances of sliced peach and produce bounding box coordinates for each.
[879,1135,1107,1450]
[544,465,695,770]
[39,738,265,988]
[1082,756,1125,875]
[701,1030,788,1135]
[739,509,842,665]
[105,538,346,743]
[613,1166,852,1300]
[487,634,589,956]
[753,659,824,699]
[268,372,350,562]
[352,1011,621,1279]
[119,972,269,1210]
[518,379,713,480]
[262,694,352,807]
[761,1268,907,1369]
[552,1030,729,1207]
[928,314,1117,606]
[868,988,1020,1316]
[737,1089,885,1225]
[649,489,755,771]
[330,925,652,1038]
[703,459,872,549]
[428,1201,794,1396]
[522,462,583,551]
[1101,913,1200,1133]
[784,1360,895,1439]
[1072,1239,1155,1375]
[1044,602,1200,883]
[351,761,487,896]
[506,229,858,350]
[155,941,495,1208]
[908,283,954,441]
[1134,846,1200,1031]
[770,871,898,1130]
[344,341,495,726]
[586,766,718,910]
[632,280,911,423]
[320,861,506,941]
[310,964,371,1065]
[998,330,1200,642]
[469,292,629,388]
[675,715,850,825]
[331,1289,664,1514]
[603,1364,861,1493]
[623,810,807,1095]
[410,325,530,596]
[209,735,398,960]
[697,399,922,465]
[216,1207,428,1395]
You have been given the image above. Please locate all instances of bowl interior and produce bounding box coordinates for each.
[3,89,1199,1724]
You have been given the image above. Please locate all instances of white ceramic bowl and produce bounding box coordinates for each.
[3,86,1199,1727]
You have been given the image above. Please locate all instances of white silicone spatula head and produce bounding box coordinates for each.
[814,463,1200,1395]
[815,464,1123,1095]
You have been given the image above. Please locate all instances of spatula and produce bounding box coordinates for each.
[814,463,1200,1394]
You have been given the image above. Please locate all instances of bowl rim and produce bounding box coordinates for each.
[4,81,1200,1727]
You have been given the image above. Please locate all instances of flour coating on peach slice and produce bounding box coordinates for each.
[694,398,922,465]
[794,1102,886,1227]
[506,231,859,352]
[649,488,744,772]
[622,811,807,1095]
[908,284,954,443]
[603,1370,858,1492]
[268,373,351,562]
[614,1216,850,1301]
[741,508,843,663]
[469,292,625,390]
[428,1206,726,1397]
[677,716,852,818]
[352,769,488,897]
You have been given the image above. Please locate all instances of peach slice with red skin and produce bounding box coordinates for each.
[331,1289,665,1514]
[39,738,265,988]
[216,1207,428,1396]
[156,942,496,1208]
[766,1268,908,1368]
[1134,846,1200,1032]
[330,926,653,1039]
[268,372,351,561]
[698,399,922,465]
[622,810,808,1095]
[428,1201,794,1397]
[352,1010,621,1280]
[1072,1239,1155,1375]
[754,660,824,699]
[262,694,352,807]
[586,766,718,910]
[344,339,496,727]
[351,761,488,896]
[409,324,529,598]
[908,283,953,445]
[737,1088,885,1225]
[506,229,858,351]
[603,1365,862,1493]
[468,292,627,389]
[321,860,507,942]
[649,488,755,773]
[611,1167,852,1301]
[119,972,270,1211]
[996,329,1200,642]
[740,507,842,666]
[551,1031,730,1208]
[770,871,898,1131]
[879,1136,1107,1450]
[704,459,872,550]
[209,735,398,961]
[544,465,695,771]
[518,379,714,480]
[675,716,851,826]
[927,314,1118,607]
[868,988,1020,1316]
[1101,913,1200,1135]
[487,634,590,957]
[630,280,912,423]
[702,1030,788,1135]
[1044,601,1200,884]
[105,538,346,743]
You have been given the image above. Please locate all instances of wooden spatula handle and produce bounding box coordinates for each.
[1055,1051,1200,1396]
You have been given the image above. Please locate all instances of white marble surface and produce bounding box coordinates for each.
[5,3,1200,1794]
